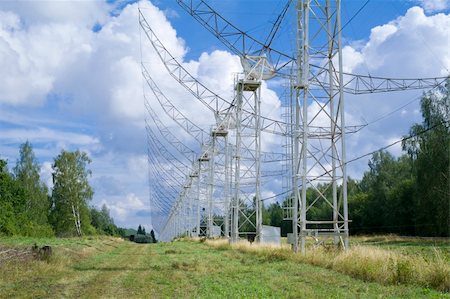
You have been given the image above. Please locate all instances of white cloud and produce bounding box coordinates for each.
[0,12,93,105]
[342,46,364,73]
[0,127,100,146]
[102,193,152,228]
[127,155,148,180]
[109,56,145,123]
[261,190,277,205]
[196,50,241,92]
[0,0,269,231]
[418,0,450,12]
[0,0,110,27]
[340,7,449,180]
[345,7,450,77]
[40,161,54,191]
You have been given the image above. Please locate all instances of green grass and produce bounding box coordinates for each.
[0,236,448,298]
[208,236,449,292]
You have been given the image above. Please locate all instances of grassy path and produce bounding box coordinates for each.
[0,238,448,298]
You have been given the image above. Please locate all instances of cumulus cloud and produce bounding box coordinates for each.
[106,193,151,225]
[344,7,450,77]
[90,153,151,229]
[343,8,450,121]
[418,0,450,12]
[0,0,111,27]
[0,1,171,231]
[336,6,449,179]
[1,23,99,106]
[39,161,54,191]
[0,127,100,145]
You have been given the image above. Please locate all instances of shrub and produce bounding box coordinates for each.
[133,234,154,244]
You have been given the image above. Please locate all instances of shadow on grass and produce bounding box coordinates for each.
[99,253,155,256]
[73,265,162,271]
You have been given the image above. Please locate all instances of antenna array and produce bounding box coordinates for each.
[141,1,448,251]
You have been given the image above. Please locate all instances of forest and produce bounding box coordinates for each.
[0,80,448,239]
[0,145,127,237]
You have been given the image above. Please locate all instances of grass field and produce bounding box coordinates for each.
[0,236,448,298]
[353,235,450,260]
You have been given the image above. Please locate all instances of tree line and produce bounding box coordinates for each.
[261,79,449,237]
[197,81,448,238]
[132,224,157,243]
[0,143,126,237]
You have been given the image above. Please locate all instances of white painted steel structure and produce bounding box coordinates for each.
[141,1,447,249]
[292,0,348,253]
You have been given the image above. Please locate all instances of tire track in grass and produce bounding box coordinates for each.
[102,241,204,298]
[102,242,200,298]
[64,241,143,298]
[101,242,157,298]
[44,240,126,298]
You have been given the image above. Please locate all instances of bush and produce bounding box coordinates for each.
[21,222,54,238]
[133,234,154,244]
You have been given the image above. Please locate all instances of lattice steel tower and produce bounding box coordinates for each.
[292,0,348,253]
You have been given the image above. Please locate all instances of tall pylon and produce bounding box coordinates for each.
[231,75,262,242]
[210,127,230,237]
[293,0,348,253]
[230,56,276,243]
[207,127,229,238]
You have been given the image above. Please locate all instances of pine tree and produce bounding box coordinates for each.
[150,229,157,243]
[14,141,51,231]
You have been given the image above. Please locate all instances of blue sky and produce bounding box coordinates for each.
[0,0,449,231]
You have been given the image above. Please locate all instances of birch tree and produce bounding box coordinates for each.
[51,150,93,236]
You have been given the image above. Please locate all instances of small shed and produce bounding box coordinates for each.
[260,225,281,246]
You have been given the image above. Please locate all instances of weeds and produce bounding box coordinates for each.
[171,261,198,271]
[204,238,450,292]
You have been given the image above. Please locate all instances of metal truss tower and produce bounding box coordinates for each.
[206,128,229,238]
[293,0,348,253]
[231,74,262,243]
[210,128,230,237]
[231,56,275,243]
[197,150,210,237]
